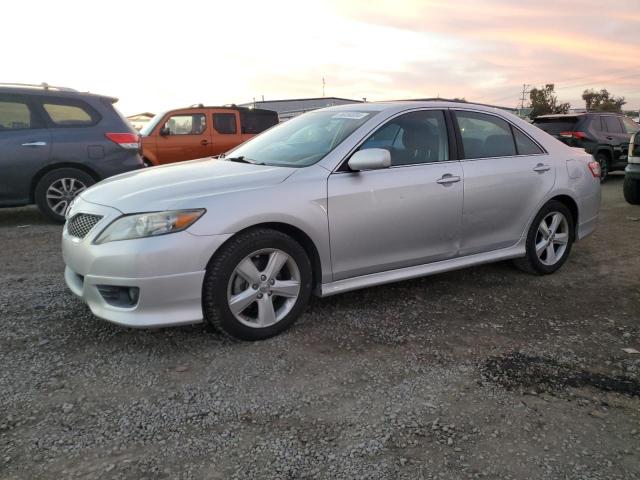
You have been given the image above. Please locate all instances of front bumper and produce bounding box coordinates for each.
[62,197,232,328]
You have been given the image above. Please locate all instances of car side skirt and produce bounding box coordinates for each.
[319,240,526,297]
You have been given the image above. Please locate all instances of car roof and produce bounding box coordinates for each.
[0,85,118,103]
[317,100,515,116]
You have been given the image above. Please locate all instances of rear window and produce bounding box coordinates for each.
[533,117,580,135]
[240,110,279,134]
[43,102,97,126]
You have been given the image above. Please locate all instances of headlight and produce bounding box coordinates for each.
[94,209,205,244]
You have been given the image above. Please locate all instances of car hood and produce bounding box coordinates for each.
[81,158,297,213]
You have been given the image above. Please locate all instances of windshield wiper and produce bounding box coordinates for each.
[226,156,264,165]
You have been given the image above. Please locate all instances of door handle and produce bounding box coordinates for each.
[533,164,551,173]
[21,141,47,147]
[436,174,461,185]
[200,140,209,146]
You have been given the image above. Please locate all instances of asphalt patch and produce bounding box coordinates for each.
[481,352,640,396]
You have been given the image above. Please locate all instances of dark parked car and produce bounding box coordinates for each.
[533,112,639,181]
[624,132,640,204]
[0,83,143,222]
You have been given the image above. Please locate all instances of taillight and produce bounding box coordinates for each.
[588,161,601,178]
[105,133,140,150]
[559,131,586,140]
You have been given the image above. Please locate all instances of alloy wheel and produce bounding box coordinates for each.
[535,212,569,266]
[226,249,301,328]
[46,178,87,216]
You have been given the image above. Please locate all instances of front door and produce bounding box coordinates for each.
[327,109,463,281]
[155,110,213,164]
[0,95,51,205]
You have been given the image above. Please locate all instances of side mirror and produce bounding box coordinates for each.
[159,126,170,136]
[348,148,391,171]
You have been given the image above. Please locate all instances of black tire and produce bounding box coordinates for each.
[624,176,640,205]
[34,168,96,223]
[202,228,313,341]
[513,200,575,275]
[595,152,610,183]
[143,159,154,168]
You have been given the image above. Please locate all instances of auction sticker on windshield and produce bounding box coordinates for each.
[332,112,369,119]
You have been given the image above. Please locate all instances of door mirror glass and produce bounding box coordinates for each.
[348,148,391,171]
[159,126,170,136]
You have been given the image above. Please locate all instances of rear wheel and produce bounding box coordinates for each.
[202,228,313,340]
[595,152,610,182]
[34,168,95,223]
[514,200,574,275]
[624,176,640,205]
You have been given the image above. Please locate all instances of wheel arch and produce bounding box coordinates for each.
[30,163,101,202]
[213,222,324,291]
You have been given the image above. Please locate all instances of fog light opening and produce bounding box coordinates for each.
[96,285,140,308]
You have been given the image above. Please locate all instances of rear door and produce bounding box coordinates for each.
[453,109,555,256]
[0,95,51,205]
[211,110,241,155]
[601,115,630,166]
[155,110,213,164]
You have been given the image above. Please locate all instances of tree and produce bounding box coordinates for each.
[529,84,570,119]
[582,89,626,112]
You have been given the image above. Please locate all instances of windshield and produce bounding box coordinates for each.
[226,110,375,167]
[139,112,166,136]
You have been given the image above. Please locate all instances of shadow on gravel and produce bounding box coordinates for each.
[481,352,640,396]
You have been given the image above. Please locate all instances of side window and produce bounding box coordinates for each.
[240,111,279,134]
[512,128,544,155]
[213,113,237,134]
[0,100,38,130]
[359,110,449,165]
[602,116,623,133]
[622,117,640,134]
[43,102,95,126]
[455,111,516,159]
[164,114,206,135]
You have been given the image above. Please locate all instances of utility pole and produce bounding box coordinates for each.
[322,78,325,97]
[520,84,531,109]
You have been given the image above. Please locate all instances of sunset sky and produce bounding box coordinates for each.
[5,0,639,115]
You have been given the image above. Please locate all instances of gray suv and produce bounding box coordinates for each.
[0,83,143,222]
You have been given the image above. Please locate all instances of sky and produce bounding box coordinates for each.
[4,0,639,115]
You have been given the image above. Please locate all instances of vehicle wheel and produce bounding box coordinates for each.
[513,200,574,275]
[34,168,95,223]
[202,228,313,340]
[595,152,610,182]
[624,176,640,205]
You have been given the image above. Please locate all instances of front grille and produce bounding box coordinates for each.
[67,213,103,239]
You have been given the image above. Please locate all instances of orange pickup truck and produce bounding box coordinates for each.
[139,105,278,166]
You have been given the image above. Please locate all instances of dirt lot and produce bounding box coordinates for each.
[1,175,639,480]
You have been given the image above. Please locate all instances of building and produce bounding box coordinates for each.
[239,97,362,121]
[126,112,155,131]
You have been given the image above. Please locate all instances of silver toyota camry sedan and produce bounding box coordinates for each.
[62,101,601,340]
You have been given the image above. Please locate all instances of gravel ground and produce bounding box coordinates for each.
[1,174,639,480]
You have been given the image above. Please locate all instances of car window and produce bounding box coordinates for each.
[533,116,580,135]
[164,114,206,135]
[213,113,237,134]
[602,116,623,134]
[0,100,38,130]
[456,111,516,159]
[360,110,449,165]
[43,102,94,126]
[512,128,544,155]
[240,110,279,134]
[622,117,640,134]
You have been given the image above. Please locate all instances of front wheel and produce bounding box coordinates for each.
[513,201,575,275]
[202,228,313,340]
